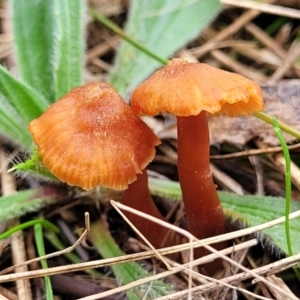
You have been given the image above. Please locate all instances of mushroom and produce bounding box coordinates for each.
[28,82,171,248]
[131,58,264,258]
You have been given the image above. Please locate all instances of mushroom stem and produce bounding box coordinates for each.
[177,112,227,256]
[121,170,173,249]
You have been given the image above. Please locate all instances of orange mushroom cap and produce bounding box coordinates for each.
[131,58,264,117]
[28,82,161,191]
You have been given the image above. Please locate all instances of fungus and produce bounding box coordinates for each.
[29,82,171,248]
[131,58,264,260]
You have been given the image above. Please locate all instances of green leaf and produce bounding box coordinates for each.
[90,218,173,299]
[2,0,85,148]
[148,177,300,255]
[0,94,32,149]
[51,0,85,99]
[0,64,48,123]
[9,148,60,183]
[0,187,63,222]
[108,0,221,98]
[220,192,300,255]
[11,0,85,102]
[11,0,56,102]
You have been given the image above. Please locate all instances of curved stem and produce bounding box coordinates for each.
[254,111,300,140]
[121,170,174,248]
[177,113,227,263]
[89,8,168,65]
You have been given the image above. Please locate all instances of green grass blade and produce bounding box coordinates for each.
[0,219,59,241]
[89,8,168,66]
[106,0,221,98]
[272,118,300,279]
[272,118,293,256]
[34,224,53,300]
[254,111,300,140]
[10,0,56,102]
[90,218,173,299]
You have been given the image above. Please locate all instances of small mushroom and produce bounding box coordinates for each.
[131,58,264,260]
[29,82,170,247]
[29,82,160,190]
